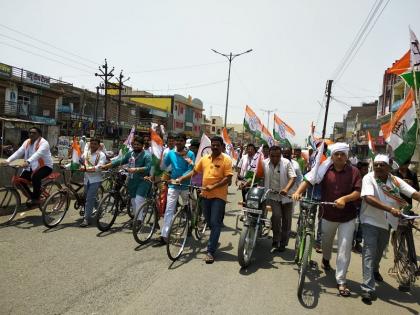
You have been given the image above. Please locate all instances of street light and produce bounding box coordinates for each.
[211,48,253,127]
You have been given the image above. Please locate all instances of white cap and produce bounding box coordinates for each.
[328,142,349,155]
[374,154,390,165]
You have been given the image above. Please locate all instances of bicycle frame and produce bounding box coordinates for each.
[297,203,318,263]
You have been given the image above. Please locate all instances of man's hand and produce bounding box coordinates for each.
[390,207,401,217]
[280,189,288,196]
[127,168,137,174]
[170,178,181,185]
[0,160,9,167]
[20,161,29,168]
[292,192,302,201]
[203,184,216,191]
[334,197,346,209]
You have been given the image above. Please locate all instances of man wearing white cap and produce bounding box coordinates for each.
[293,142,362,297]
[360,154,420,302]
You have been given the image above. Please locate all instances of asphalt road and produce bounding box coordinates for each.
[0,186,419,315]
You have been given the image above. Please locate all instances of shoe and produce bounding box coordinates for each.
[321,258,331,271]
[153,236,167,247]
[270,241,280,253]
[398,284,411,292]
[204,252,215,264]
[80,219,89,227]
[353,242,362,254]
[361,291,376,303]
[315,244,322,254]
[373,272,383,282]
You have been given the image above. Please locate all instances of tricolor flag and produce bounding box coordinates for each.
[121,126,135,155]
[243,105,263,139]
[70,136,82,171]
[273,114,295,147]
[381,89,418,165]
[150,128,164,176]
[367,131,376,158]
[306,122,321,150]
[222,128,238,162]
[304,141,327,185]
[196,133,212,164]
[386,50,410,75]
[400,27,420,88]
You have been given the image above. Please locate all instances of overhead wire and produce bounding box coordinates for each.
[142,79,227,92]
[0,22,99,66]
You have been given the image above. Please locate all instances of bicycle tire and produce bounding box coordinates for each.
[0,188,20,225]
[120,186,133,218]
[194,197,207,240]
[391,228,417,288]
[166,207,189,261]
[297,233,312,299]
[238,224,257,268]
[132,201,157,245]
[42,190,70,228]
[42,181,62,199]
[96,193,119,232]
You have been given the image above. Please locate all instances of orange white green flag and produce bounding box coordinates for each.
[243,105,263,138]
[222,128,238,162]
[150,128,164,176]
[273,114,295,147]
[367,131,376,158]
[260,124,275,147]
[381,89,418,165]
[70,136,82,171]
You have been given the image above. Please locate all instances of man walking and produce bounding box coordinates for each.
[178,136,233,263]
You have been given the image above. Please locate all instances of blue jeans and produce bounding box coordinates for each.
[202,198,226,255]
[84,181,102,221]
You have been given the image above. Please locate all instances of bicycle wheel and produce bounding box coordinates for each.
[0,188,20,225]
[391,228,417,288]
[96,193,119,232]
[294,218,304,264]
[297,234,312,299]
[194,198,207,240]
[238,224,257,268]
[42,181,62,199]
[166,207,189,261]
[42,190,69,228]
[132,201,157,245]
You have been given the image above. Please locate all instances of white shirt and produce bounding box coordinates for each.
[7,137,53,171]
[290,159,303,193]
[81,150,107,184]
[263,158,296,203]
[360,172,416,230]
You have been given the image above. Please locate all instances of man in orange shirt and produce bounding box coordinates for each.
[177,136,233,264]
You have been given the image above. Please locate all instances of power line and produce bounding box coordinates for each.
[0,22,99,65]
[335,0,391,83]
[0,41,92,74]
[130,61,225,74]
[0,32,97,71]
[143,79,227,92]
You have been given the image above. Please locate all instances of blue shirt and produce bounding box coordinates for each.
[163,149,195,190]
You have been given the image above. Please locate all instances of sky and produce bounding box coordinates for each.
[1,0,419,145]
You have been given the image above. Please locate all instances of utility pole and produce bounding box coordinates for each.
[95,59,114,122]
[322,80,333,139]
[211,48,253,127]
[95,86,100,125]
[260,108,275,131]
[114,70,130,140]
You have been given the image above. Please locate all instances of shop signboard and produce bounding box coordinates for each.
[0,63,12,78]
[57,136,70,159]
[24,70,50,87]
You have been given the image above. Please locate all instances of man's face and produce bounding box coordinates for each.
[167,137,175,149]
[143,137,150,148]
[331,151,348,168]
[247,146,256,156]
[294,149,301,158]
[29,129,39,142]
[90,140,100,152]
[263,147,269,157]
[282,148,292,160]
[269,149,281,165]
[211,141,222,155]
[359,165,369,177]
[175,138,186,151]
[373,161,390,178]
[132,141,143,153]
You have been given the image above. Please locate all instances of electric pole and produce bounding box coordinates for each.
[95,59,114,122]
[114,70,130,139]
[322,80,333,139]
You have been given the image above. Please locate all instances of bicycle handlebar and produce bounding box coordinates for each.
[170,182,202,190]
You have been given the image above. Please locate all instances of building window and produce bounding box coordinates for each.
[212,118,216,124]
[211,126,215,132]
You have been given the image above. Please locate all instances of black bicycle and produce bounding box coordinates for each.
[96,169,132,232]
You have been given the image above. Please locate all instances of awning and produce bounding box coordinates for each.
[0,116,45,125]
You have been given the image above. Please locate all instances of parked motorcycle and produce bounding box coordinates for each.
[236,186,273,268]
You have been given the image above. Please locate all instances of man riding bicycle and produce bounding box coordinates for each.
[1,127,53,206]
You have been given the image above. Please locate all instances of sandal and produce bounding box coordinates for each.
[321,258,331,271]
[204,253,215,264]
[337,284,351,297]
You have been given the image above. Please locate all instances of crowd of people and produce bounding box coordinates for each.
[1,127,420,302]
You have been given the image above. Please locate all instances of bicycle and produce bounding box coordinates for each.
[389,212,420,291]
[166,183,207,261]
[132,179,168,245]
[41,165,104,228]
[0,164,62,225]
[294,197,336,300]
[95,169,133,232]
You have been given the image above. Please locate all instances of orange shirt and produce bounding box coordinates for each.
[194,153,233,201]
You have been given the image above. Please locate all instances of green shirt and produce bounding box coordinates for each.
[296,157,307,174]
[112,150,152,198]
